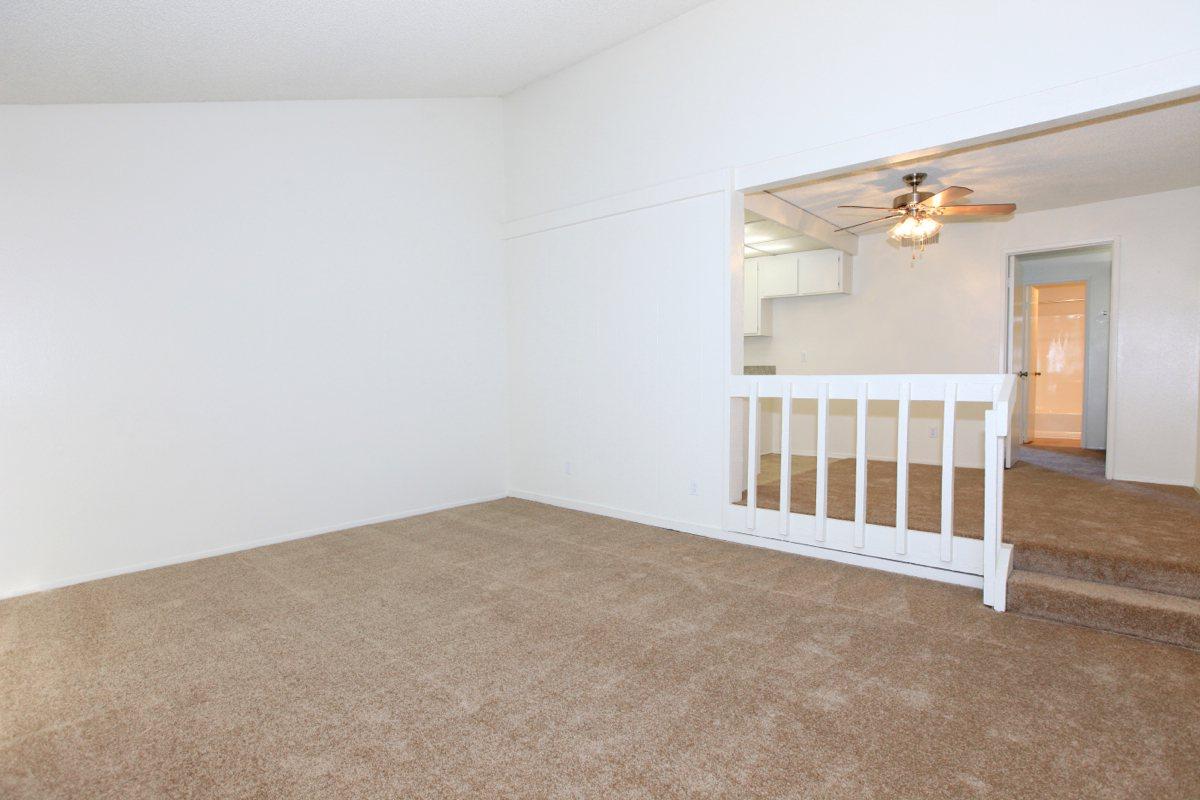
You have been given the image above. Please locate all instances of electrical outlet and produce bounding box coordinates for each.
[928,427,938,439]
[564,461,573,476]
[688,480,699,496]
[799,351,808,363]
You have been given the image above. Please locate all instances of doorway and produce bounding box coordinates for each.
[1007,244,1114,473]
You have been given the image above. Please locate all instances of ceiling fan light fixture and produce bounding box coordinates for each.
[888,214,942,244]
[836,173,1016,263]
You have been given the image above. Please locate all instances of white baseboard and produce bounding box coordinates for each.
[509,490,983,590]
[507,490,725,539]
[0,493,507,601]
[1110,471,1194,487]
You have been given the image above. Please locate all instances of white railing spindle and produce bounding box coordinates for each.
[895,382,910,554]
[940,382,957,562]
[746,382,759,531]
[778,383,793,538]
[854,381,868,548]
[815,382,829,542]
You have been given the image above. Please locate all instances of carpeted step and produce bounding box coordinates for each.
[1013,542,1200,601]
[1007,569,1200,650]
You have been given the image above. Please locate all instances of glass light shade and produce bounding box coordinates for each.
[888,214,942,243]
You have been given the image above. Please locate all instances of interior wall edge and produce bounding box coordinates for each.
[0,493,509,601]
[502,168,731,239]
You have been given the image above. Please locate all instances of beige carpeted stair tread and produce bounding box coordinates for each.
[1007,569,1200,650]
[1013,541,1200,600]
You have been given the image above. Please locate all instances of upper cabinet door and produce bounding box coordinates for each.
[756,254,799,297]
[795,250,844,295]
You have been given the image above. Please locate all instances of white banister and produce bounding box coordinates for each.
[746,382,758,531]
[778,382,793,538]
[726,372,1015,610]
[940,382,957,562]
[984,376,1016,609]
[815,382,829,542]
[854,381,868,548]
[895,381,910,555]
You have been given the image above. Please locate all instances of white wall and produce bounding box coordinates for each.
[504,0,1200,219]
[746,188,1200,483]
[502,0,1200,530]
[0,99,507,597]
[506,192,729,529]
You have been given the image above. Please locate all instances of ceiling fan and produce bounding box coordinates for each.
[836,173,1016,258]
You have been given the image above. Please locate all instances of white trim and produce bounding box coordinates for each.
[729,373,1005,402]
[502,169,731,239]
[0,493,508,600]
[723,502,984,577]
[509,491,982,589]
[1108,472,1197,488]
[510,490,724,538]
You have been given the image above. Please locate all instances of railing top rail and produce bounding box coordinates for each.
[730,373,1012,404]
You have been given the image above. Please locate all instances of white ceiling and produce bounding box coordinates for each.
[770,98,1200,235]
[742,210,826,258]
[0,0,712,103]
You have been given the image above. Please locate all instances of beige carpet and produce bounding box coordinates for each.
[3,498,1200,798]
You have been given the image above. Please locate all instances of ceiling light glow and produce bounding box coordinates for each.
[888,214,942,261]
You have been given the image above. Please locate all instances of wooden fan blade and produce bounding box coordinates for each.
[834,213,901,232]
[920,186,973,208]
[936,203,1016,217]
[838,205,898,211]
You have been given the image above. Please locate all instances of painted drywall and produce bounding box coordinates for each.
[0,99,507,597]
[506,192,728,529]
[745,187,1200,484]
[503,0,1200,219]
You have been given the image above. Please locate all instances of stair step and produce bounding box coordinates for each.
[1014,542,1200,601]
[1007,569,1200,650]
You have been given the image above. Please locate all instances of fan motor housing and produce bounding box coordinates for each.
[894,191,933,209]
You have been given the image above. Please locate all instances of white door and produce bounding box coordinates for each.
[1007,257,1034,457]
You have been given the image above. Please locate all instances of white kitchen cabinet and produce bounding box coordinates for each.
[744,250,851,338]
[743,260,768,336]
[756,254,799,297]
[796,249,848,295]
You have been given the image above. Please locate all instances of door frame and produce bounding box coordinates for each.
[1001,238,1120,480]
